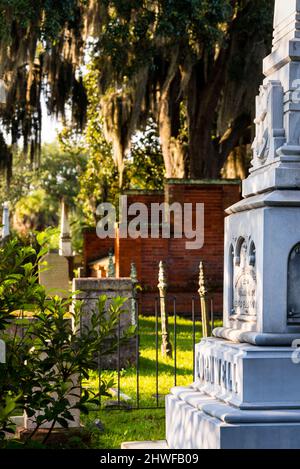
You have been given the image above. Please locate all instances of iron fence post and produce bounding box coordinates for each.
[158,261,172,359]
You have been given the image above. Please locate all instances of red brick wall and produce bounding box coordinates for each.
[117,182,240,315]
[83,182,241,316]
[166,181,240,314]
[116,191,164,278]
[83,229,114,274]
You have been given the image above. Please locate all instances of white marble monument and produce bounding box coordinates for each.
[166,0,300,449]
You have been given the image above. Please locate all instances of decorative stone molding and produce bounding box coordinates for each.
[251,81,285,169]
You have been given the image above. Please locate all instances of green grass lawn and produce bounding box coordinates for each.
[83,316,220,449]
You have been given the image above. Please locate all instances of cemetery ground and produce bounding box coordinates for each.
[0,237,220,449]
[4,313,214,449]
[82,315,220,449]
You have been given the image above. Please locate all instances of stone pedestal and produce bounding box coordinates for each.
[166,389,300,449]
[39,251,70,297]
[215,190,300,345]
[166,339,300,449]
[73,278,136,369]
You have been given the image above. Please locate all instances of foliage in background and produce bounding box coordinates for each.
[38,143,87,207]
[0,0,87,176]
[0,0,274,239]
[0,238,46,331]
[0,143,88,251]
[13,189,59,236]
[86,0,274,180]
[125,120,165,192]
[0,0,274,185]
[73,65,165,224]
[0,86,164,237]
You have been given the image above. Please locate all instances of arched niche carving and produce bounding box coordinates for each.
[235,237,246,266]
[287,243,300,325]
[249,241,256,267]
[232,237,257,319]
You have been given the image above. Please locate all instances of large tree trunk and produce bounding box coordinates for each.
[189,124,220,178]
[187,51,228,179]
[147,0,271,182]
[159,109,186,178]
[222,145,251,180]
[158,51,186,179]
[186,2,268,180]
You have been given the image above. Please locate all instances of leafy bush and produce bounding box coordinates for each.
[0,237,134,445]
[0,394,20,442]
[0,238,46,331]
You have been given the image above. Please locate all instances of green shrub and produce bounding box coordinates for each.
[0,237,134,445]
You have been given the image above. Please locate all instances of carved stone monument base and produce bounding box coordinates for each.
[221,190,300,342]
[243,154,300,198]
[166,338,300,449]
[166,389,300,449]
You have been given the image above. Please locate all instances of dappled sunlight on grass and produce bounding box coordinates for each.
[83,316,222,448]
[88,315,208,407]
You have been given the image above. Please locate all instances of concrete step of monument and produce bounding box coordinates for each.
[166,393,300,449]
[170,386,215,408]
[169,387,300,423]
[202,403,300,424]
[121,440,168,449]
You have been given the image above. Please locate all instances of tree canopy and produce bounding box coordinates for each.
[0,0,274,182]
[0,0,87,176]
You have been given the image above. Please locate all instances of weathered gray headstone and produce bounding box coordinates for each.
[39,251,70,297]
[73,278,136,369]
[2,202,10,239]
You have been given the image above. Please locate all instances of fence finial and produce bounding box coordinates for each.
[158,261,167,292]
[130,262,137,284]
[107,251,115,278]
[130,262,138,326]
[198,261,211,338]
[158,261,172,358]
[198,262,207,298]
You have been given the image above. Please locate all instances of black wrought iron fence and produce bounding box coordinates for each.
[96,293,217,412]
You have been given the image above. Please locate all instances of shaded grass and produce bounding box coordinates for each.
[83,316,221,449]
[85,409,166,449]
